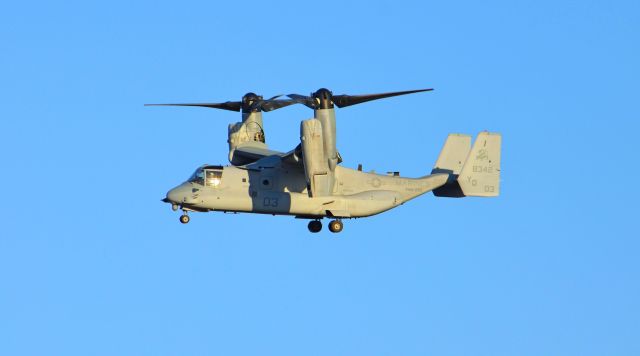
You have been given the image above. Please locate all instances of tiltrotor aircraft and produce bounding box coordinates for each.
[147,88,501,233]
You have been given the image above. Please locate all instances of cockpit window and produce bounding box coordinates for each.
[188,167,223,187]
[205,170,223,187]
[188,168,205,185]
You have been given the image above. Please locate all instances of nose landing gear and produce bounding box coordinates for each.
[179,212,190,224]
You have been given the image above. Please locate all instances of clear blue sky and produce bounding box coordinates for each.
[1,0,639,355]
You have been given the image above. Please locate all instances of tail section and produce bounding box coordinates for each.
[432,132,501,198]
[457,132,501,197]
[433,134,472,175]
[432,134,471,197]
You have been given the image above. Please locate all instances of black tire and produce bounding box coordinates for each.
[328,220,343,233]
[308,220,322,233]
[180,215,190,224]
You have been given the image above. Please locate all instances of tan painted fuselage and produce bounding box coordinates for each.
[167,162,448,219]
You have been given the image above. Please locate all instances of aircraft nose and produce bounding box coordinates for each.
[166,186,184,203]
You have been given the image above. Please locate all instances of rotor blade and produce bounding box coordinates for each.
[332,88,433,108]
[144,101,242,111]
[286,94,317,109]
[247,95,284,111]
[260,99,299,112]
[246,94,296,112]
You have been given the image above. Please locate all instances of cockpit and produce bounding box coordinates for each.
[188,165,224,187]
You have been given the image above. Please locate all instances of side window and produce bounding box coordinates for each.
[261,176,273,190]
[205,170,223,187]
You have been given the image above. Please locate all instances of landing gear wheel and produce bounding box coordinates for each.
[179,214,190,224]
[328,219,343,233]
[308,220,322,233]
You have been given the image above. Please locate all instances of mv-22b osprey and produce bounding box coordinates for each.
[147,88,501,233]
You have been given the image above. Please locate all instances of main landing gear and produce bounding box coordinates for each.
[179,212,190,224]
[307,219,344,233]
[308,220,322,233]
[328,219,344,233]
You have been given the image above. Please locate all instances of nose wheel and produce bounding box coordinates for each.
[179,213,190,224]
[328,219,343,233]
[308,220,322,233]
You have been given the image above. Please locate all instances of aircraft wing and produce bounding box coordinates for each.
[231,145,302,166]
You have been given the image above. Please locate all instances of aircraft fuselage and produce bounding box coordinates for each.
[165,162,447,219]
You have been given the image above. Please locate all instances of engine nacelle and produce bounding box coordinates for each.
[228,112,266,149]
[228,111,269,165]
[300,119,334,197]
[313,108,339,171]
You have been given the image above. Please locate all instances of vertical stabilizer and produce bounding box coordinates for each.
[431,134,471,197]
[433,134,472,174]
[457,132,501,197]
